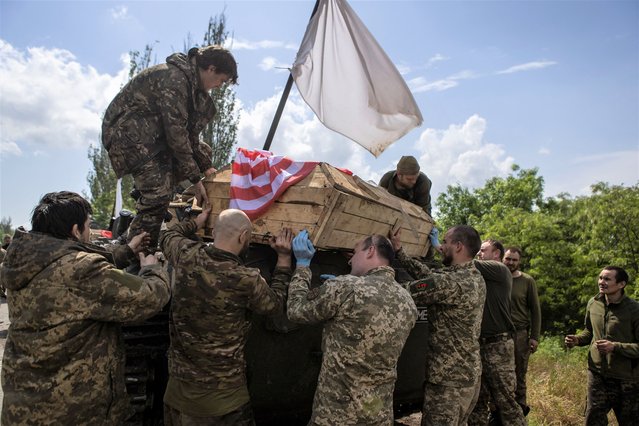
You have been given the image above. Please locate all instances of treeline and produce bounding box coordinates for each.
[435,165,639,335]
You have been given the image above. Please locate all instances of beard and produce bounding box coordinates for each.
[442,252,453,266]
[507,264,519,273]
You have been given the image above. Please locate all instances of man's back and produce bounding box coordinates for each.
[160,220,290,390]
[1,228,170,425]
[290,266,417,425]
[406,261,486,386]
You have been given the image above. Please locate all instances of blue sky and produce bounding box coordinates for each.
[1,0,638,228]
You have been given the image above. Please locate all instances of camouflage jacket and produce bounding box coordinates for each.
[0,228,170,425]
[159,219,291,390]
[287,266,417,426]
[379,170,433,215]
[398,249,486,387]
[102,52,215,182]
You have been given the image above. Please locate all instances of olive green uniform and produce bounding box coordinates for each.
[572,293,639,424]
[510,272,541,410]
[379,170,433,215]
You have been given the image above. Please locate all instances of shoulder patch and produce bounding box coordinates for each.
[410,278,435,293]
[307,288,321,300]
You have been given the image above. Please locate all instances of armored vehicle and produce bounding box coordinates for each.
[116,163,433,425]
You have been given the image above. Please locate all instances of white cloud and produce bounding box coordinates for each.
[409,77,458,92]
[258,56,290,72]
[238,94,514,210]
[110,5,129,20]
[408,70,476,93]
[497,60,557,74]
[412,115,514,199]
[228,38,298,51]
[395,63,411,75]
[237,92,377,178]
[0,140,22,157]
[0,39,129,154]
[538,147,551,155]
[425,53,448,68]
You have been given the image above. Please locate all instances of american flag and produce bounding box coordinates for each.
[229,148,319,220]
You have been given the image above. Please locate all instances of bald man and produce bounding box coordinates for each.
[159,207,293,425]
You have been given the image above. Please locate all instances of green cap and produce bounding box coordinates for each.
[397,156,420,174]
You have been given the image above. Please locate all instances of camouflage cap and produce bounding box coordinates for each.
[397,156,420,174]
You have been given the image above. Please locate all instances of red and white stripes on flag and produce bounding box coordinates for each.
[229,148,319,220]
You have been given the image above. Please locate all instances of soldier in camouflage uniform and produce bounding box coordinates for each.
[392,225,486,426]
[102,45,238,249]
[468,240,525,426]
[159,207,292,425]
[287,231,418,426]
[0,191,171,425]
[565,266,639,425]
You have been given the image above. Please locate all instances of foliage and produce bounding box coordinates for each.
[434,168,639,334]
[527,336,589,425]
[1,217,14,238]
[436,165,544,231]
[528,336,619,425]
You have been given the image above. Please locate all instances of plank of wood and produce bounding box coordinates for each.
[321,229,427,257]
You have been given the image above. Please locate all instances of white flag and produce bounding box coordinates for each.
[292,0,423,157]
[115,178,123,216]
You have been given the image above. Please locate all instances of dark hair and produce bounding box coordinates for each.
[188,45,238,84]
[449,225,481,258]
[505,246,523,257]
[603,266,629,284]
[361,234,395,265]
[484,239,505,259]
[31,191,92,239]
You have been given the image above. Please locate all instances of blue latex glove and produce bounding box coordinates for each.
[293,230,316,267]
[319,274,336,281]
[429,227,441,249]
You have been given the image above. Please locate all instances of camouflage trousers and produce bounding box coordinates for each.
[163,402,255,426]
[421,379,480,426]
[585,370,639,425]
[468,337,526,426]
[513,329,531,410]
[128,157,175,250]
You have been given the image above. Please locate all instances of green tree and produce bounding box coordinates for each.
[435,165,544,231]
[570,182,639,299]
[434,166,639,334]
[1,216,14,239]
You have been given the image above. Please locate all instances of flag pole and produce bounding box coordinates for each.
[262,0,321,151]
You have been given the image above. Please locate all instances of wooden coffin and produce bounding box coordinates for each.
[203,163,433,257]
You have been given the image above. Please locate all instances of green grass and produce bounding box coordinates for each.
[527,336,617,425]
